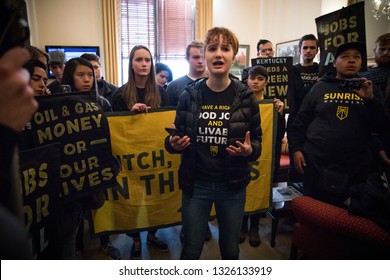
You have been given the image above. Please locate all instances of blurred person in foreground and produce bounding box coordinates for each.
[0,0,39,260]
[0,48,37,259]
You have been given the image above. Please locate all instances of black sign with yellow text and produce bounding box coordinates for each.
[29,92,118,204]
[20,143,61,259]
[316,1,367,75]
[251,57,293,112]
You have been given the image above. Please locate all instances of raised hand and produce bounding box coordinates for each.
[226,131,253,157]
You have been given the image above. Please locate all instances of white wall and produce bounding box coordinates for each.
[212,0,389,59]
[212,0,322,59]
[212,0,261,58]
[321,0,348,14]
[257,0,322,45]
[26,0,103,61]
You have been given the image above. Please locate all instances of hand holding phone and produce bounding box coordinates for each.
[165,127,183,137]
[339,78,364,91]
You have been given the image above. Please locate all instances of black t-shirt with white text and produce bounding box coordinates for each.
[293,63,319,113]
[196,81,234,181]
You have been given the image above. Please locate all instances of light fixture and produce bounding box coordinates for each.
[372,0,390,20]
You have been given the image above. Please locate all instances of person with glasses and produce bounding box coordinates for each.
[256,39,275,58]
[241,39,274,83]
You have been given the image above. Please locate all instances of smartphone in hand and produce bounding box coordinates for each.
[165,127,183,137]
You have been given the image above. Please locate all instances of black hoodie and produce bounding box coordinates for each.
[289,72,385,170]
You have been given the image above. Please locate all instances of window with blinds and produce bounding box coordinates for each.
[120,0,195,84]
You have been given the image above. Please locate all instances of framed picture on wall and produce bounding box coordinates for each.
[276,39,300,64]
[230,44,250,76]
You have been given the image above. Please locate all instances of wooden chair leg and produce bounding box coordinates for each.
[270,217,279,247]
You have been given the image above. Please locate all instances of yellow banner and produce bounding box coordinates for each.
[92,102,275,234]
[245,100,275,212]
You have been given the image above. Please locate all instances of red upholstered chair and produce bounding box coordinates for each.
[290,196,390,259]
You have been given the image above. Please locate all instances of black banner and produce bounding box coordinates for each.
[20,143,61,259]
[316,1,367,75]
[29,92,118,204]
[251,57,293,112]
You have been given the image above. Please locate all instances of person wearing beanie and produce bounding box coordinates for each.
[47,50,66,93]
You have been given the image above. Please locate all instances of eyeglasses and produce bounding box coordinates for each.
[258,48,273,54]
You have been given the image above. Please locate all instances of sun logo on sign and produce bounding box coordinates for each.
[336,106,348,120]
[210,146,218,157]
